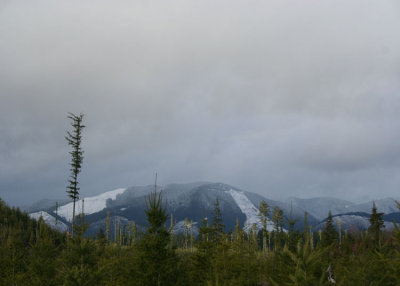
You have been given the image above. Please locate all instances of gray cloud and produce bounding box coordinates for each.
[1,0,400,206]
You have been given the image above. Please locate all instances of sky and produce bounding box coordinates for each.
[1,0,400,206]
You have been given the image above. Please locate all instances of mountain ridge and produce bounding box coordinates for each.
[26,182,400,236]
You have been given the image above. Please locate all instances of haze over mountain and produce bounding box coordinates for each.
[1,1,400,207]
[26,182,400,237]
[1,2,400,285]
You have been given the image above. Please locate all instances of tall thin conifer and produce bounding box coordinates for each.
[65,112,85,237]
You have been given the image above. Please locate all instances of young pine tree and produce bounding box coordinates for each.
[65,112,85,238]
[258,200,270,253]
[211,198,225,245]
[58,235,99,285]
[134,190,178,286]
[191,217,213,285]
[322,211,337,246]
[286,202,299,252]
[368,202,385,244]
[272,206,284,251]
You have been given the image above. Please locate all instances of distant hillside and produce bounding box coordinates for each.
[27,182,320,236]
[0,198,65,246]
[25,182,400,237]
[286,197,355,221]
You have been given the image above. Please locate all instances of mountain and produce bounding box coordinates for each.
[57,188,127,222]
[315,212,397,232]
[287,197,356,221]
[27,182,318,236]
[29,211,68,232]
[21,198,71,213]
[26,182,400,236]
[80,182,313,235]
[352,198,400,214]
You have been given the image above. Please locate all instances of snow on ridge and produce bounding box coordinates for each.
[226,189,277,232]
[57,188,126,221]
[29,211,68,232]
[226,189,262,232]
[332,214,395,231]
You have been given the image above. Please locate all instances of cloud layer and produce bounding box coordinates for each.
[1,0,400,205]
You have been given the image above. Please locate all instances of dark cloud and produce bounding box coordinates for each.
[1,0,400,206]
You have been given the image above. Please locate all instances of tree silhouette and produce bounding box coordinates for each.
[322,211,337,246]
[65,112,85,237]
[134,189,178,285]
[368,202,385,244]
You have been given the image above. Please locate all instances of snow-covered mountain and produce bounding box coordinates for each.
[226,189,276,232]
[57,188,126,222]
[29,211,68,232]
[315,212,396,232]
[26,182,400,236]
[287,197,356,221]
[287,197,400,234]
[27,182,307,236]
[352,198,400,214]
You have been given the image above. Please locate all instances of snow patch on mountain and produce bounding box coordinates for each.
[226,189,280,232]
[226,189,262,231]
[57,188,126,221]
[29,211,68,232]
[354,198,400,214]
[315,214,396,232]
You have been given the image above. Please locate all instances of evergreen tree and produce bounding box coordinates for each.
[272,206,284,250]
[322,211,337,246]
[286,202,299,252]
[65,112,85,238]
[258,200,270,253]
[211,198,225,245]
[105,211,110,243]
[368,202,385,244]
[58,236,99,285]
[272,206,284,233]
[96,228,107,251]
[131,221,137,247]
[28,217,58,286]
[303,211,308,243]
[275,242,328,285]
[191,218,213,285]
[231,218,244,252]
[134,190,178,286]
[189,219,194,252]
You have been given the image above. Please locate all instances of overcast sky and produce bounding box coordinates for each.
[1,0,400,206]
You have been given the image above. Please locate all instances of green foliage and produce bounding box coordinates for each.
[286,203,299,252]
[272,206,284,250]
[280,244,329,286]
[191,218,213,285]
[27,218,59,285]
[65,112,85,237]
[322,211,337,247]
[65,113,85,201]
[368,202,385,244]
[259,200,270,252]
[133,190,178,286]
[211,198,225,245]
[58,236,100,285]
[2,196,400,285]
[0,200,64,285]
